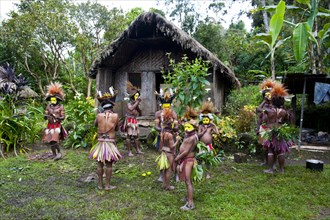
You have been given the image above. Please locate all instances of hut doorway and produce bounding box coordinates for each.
[128,73,141,90]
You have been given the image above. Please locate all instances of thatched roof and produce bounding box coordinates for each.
[89,12,240,88]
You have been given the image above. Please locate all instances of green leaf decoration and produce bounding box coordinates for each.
[191,162,203,183]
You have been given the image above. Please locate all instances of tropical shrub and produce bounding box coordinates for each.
[224,85,261,116]
[162,54,210,116]
[63,94,97,149]
[212,115,237,152]
[0,96,43,157]
[232,105,259,154]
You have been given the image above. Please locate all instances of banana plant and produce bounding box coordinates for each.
[255,0,288,80]
[286,0,330,73]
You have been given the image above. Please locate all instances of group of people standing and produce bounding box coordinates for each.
[41,78,294,211]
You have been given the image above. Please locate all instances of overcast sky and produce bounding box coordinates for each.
[0,0,252,30]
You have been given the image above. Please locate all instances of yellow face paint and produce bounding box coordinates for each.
[184,122,194,132]
[202,117,210,125]
[162,103,170,109]
[134,92,140,101]
[50,97,57,104]
[265,92,272,100]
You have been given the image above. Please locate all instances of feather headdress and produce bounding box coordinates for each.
[126,81,140,97]
[97,86,118,108]
[199,101,215,120]
[45,82,64,101]
[155,87,176,104]
[259,78,276,91]
[270,83,288,98]
[183,106,199,127]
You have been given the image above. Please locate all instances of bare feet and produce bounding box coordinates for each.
[105,185,117,190]
[263,169,274,174]
[137,150,143,154]
[180,202,195,211]
[54,153,62,161]
[181,197,187,202]
[128,152,134,157]
[163,185,175,191]
[157,175,163,182]
[278,169,284,174]
[98,185,103,190]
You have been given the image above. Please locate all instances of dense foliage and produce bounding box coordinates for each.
[0,96,43,157]
[162,55,210,116]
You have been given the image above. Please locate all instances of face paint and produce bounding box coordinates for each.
[162,103,170,109]
[202,117,210,125]
[184,122,194,132]
[134,92,140,101]
[50,97,57,104]
[265,92,272,100]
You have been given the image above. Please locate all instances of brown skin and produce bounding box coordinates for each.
[174,131,198,206]
[198,121,219,178]
[94,108,119,190]
[162,132,181,190]
[126,96,142,156]
[154,107,179,183]
[198,122,219,144]
[256,99,273,166]
[43,102,65,158]
[263,101,290,174]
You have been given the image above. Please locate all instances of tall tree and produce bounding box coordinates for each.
[70,1,118,97]
[255,0,288,80]
[1,0,77,94]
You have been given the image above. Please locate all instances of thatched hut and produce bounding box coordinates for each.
[89,12,240,133]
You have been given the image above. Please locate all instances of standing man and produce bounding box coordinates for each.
[42,82,67,160]
[261,83,293,174]
[256,79,276,166]
[124,81,143,156]
[89,88,122,190]
[175,106,199,211]
[154,88,179,186]
[198,101,219,179]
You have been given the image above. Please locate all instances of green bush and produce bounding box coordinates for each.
[63,94,97,149]
[224,85,261,116]
[222,86,262,154]
[0,96,43,157]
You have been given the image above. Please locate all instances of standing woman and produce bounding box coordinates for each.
[42,82,68,160]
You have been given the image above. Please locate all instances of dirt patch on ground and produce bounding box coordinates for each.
[286,148,330,166]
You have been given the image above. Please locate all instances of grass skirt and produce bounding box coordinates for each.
[89,141,122,163]
[262,134,294,154]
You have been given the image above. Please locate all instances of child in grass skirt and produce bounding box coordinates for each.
[89,87,122,190]
[174,106,199,211]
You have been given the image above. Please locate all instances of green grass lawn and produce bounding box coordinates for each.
[0,144,329,220]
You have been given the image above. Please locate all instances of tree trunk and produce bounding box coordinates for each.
[261,0,270,32]
[271,51,275,80]
[87,78,92,98]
